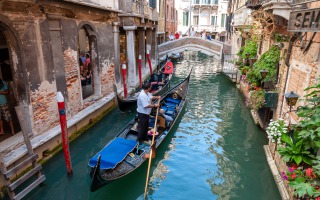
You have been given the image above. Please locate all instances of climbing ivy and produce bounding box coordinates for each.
[246,45,280,86]
[239,39,258,59]
[272,33,290,43]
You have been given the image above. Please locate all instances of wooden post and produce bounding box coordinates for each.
[122,64,128,98]
[138,55,142,87]
[146,50,153,75]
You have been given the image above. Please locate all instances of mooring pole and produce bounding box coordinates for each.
[122,63,128,98]
[56,92,73,176]
[146,50,153,75]
[138,55,142,87]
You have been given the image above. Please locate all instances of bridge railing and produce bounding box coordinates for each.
[158,36,224,58]
[223,54,239,72]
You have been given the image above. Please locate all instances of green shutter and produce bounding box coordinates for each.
[221,14,226,27]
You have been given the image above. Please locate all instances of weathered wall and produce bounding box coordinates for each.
[0,1,119,135]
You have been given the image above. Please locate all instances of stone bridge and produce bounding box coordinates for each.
[158,36,231,60]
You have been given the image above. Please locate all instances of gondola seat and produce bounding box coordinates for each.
[166,97,180,104]
[88,138,138,170]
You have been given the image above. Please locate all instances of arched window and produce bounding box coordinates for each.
[78,25,97,99]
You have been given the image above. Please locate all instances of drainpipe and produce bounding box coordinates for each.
[279,33,299,118]
[164,0,166,41]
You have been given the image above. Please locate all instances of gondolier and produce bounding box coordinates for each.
[137,82,160,145]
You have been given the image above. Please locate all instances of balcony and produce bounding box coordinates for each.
[245,0,262,9]
[119,0,158,20]
[193,25,220,33]
[192,0,219,6]
[64,0,119,11]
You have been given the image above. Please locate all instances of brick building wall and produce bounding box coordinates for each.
[64,48,82,116]
[0,1,119,135]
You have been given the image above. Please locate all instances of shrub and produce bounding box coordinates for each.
[246,89,265,110]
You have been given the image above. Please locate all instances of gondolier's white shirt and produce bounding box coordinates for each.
[137,90,153,115]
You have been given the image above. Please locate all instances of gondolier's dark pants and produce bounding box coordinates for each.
[137,112,149,142]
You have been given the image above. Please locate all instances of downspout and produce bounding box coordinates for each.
[164,0,166,41]
[279,32,299,117]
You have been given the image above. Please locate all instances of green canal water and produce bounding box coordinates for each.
[24,52,280,200]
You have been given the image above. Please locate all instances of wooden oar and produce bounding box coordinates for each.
[144,104,160,199]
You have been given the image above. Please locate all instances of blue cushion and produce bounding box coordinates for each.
[164,101,177,108]
[162,106,168,112]
[149,117,155,127]
[166,110,175,115]
[166,97,180,104]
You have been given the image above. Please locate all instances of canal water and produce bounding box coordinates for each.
[24,52,280,200]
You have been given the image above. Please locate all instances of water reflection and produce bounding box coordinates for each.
[148,52,280,200]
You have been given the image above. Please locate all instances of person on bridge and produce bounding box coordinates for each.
[136,82,160,145]
[190,27,196,36]
[202,30,206,39]
[169,32,175,41]
[207,35,212,41]
[174,32,180,40]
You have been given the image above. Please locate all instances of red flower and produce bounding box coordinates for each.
[315,197,320,200]
[306,168,313,177]
[291,164,298,170]
[290,173,296,179]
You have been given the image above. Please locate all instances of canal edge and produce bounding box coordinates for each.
[263,145,290,200]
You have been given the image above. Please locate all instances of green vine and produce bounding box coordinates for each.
[246,45,280,86]
[239,39,258,59]
[272,33,290,43]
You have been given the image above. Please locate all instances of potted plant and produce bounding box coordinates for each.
[241,66,250,75]
[278,132,314,166]
[245,88,265,110]
[282,165,320,199]
[266,119,289,144]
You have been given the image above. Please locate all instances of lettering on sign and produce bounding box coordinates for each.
[288,8,320,32]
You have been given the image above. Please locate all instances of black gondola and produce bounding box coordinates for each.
[168,52,183,61]
[88,69,192,192]
[115,61,174,111]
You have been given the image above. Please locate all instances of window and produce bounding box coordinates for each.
[201,0,211,4]
[221,14,227,27]
[211,16,217,25]
[193,16,199,25]
[194,0,200,4]
[214,0,218,4]
[183,11,189,26]
[149,0,156,8]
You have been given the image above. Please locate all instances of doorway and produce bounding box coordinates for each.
[0,30,21,140]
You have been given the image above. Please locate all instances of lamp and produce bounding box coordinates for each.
[259,69,268,88]
[284,91,299,112]
[250,56,257,66]
[260,69,268,78]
